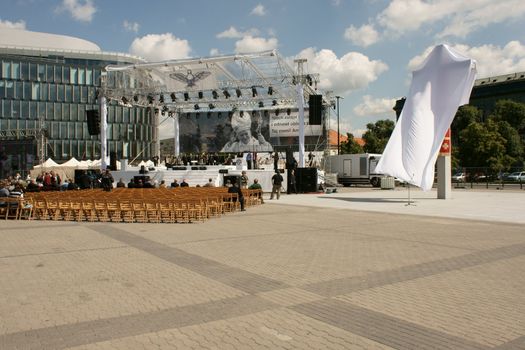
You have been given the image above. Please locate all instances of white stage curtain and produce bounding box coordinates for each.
[375,44,477,191]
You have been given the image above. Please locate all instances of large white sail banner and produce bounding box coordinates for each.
[375,44,477,191]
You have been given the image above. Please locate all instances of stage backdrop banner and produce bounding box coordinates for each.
[375,44,476,191]
[269,109,322,137]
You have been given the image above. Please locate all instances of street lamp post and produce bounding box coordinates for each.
[335,96,343,154]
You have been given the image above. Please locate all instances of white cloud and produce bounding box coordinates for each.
[353,95,397,117]
[234,35,278,53]
[0,18,26,30]
[123,20,139,33]
[250,4,266,16]
[376,0,525,39]
[408,41,525,78]
[209,48,220,56]
[438,0,525,38]
[295,47,388,95]
[129,33,192,61]
[344,24,379,47]
[55,0,96,23]
[216,26,259,39]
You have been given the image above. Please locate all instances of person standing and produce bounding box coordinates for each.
[270,170,283,200]
[246,152,252,170]
[273,151,279,172]
[288,169,297,194]
[228,182,245,211]
[240,171,248,189]
[101,169,114,192]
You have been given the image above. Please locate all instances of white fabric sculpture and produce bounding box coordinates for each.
[375,44,477,190]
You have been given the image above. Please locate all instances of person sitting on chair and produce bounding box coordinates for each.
[228,182,245,211]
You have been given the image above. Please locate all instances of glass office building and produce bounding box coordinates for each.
[0,28,154,177]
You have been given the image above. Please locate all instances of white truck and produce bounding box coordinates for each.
[325,153,383,187]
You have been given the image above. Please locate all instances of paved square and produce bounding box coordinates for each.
[1,189,524,349]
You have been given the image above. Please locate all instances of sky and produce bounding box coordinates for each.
[2,0,525,140]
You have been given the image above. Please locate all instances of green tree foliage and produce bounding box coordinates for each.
[362,119,395,154]
[340,133,364,154]
[451,105,482,146]
[493,99,525,131]
[458,120,508,172]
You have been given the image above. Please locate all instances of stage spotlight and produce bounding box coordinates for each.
[133,95,139,102]
[198,91,203,99]
[162,105,169,113]
[228,111,234,118]
[272,100,277,106]
[240,110,244,117]
[159,94,164,103]
[258,101,264,108]
[154,108,159,115]
[268,86,273,95]
[194,104,200,110]
[147,95,154,104]
[122,96,128,104]
[287,108,291,115]
[236,88,242,98]
[170,92,176,101]
[275,109,280,116]
[208,103,215,110]
[212,90,218,99]
[251,87,258,97]
[223,89,230,98]
[207,112,212,118]
[218,112,222,118]
[184,92,189,101]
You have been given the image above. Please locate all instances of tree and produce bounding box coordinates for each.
[362,119,395,154]
[457,120,508,172]
[451,105,482,146]
[340,133,364,154]
[493,99,525,131]
[493,119,523,167]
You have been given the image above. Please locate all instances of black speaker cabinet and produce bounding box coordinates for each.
[296,167,318,193]
[308,95,322,125]
[86,109,100,135]
[109,151,117,171]
[219,169,229,174]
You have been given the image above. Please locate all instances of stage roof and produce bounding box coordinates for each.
[101,50,323,113]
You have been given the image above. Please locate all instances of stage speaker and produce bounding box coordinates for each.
[308,95,322,125]
[86,109,100,135]
[223,175,241,186]
[109,151,117,171]
[285,149,294,169]
[219,169,228,174]
[296,167,318,193]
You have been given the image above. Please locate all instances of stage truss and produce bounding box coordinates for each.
[101,50,323,114]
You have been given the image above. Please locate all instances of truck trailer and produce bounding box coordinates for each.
[325,153,383,187]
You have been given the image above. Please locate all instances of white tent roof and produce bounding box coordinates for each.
[61,157,81,167]
[40,158,59,168]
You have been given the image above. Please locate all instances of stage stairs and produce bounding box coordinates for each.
[160,169,222,187]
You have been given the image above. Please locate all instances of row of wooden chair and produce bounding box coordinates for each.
[8,187,263,223]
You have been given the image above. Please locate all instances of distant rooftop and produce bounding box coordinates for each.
[0,28,144,64]
[475,71,525,86]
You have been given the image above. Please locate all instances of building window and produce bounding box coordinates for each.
[21,62,29,80]
[30,101,37,120]
[12,100,20,119]
[55,66,63,83]
[62,104,69,121]
[70,67,77,84]
[81,86,87,103]
[29,63,37,81]
[70,104,78,121]
[21,101,29,119]
[5,81,14,99]
[15,81,23,99]
[57,84,64,102]
[37,64,45,82]
[78,68,85,85]
[46,65,54,83]
[49,83,56,101]
[23,82,31,100]
[73,85,79,102]
[54,102,62,120]
[86,68,93,85]
[65,85,72,102]
[46,102,53,120]
[31,82,40,100]
[12,62,20,80]
[0,80,4,98]
[1,61,10,79]
[41,83,48,101]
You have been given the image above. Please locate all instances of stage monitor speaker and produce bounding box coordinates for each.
[308,94,322,125]
[296,167,318,193]
[109,151,117,171]
[219,169,228,174]
[223,175,241,186]
[86,109,100,135]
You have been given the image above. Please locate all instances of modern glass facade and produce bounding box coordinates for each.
[0,48,154,177]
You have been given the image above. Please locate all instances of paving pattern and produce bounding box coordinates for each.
[1,194,524,349]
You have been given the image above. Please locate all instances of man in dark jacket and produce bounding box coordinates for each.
[228,182,245,211]
[270,170,283,200]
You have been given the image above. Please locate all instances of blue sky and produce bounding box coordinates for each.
[2,0,525,139]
